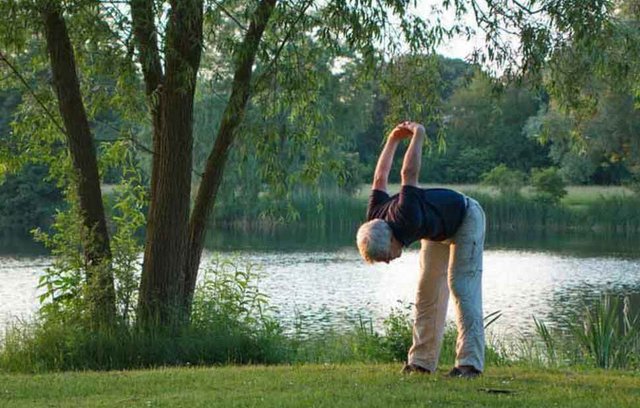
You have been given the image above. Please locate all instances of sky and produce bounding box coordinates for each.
[414,0,485,60]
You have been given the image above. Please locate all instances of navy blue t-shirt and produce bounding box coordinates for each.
[366,186,467,245]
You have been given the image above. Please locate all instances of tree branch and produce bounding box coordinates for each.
[0,51,67,136]
[254,0,313,89]
[512,0,546,16]
[184,0,277,309]
[130,0,164,96]
[211,0,247,31]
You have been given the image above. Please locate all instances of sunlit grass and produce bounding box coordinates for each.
[2,364,639,407]
[356,183,634,205]
[561,185,635,207]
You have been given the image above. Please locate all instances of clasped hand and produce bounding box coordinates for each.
[388,121,425,141]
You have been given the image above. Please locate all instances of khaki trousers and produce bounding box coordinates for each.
[407,198,486,372]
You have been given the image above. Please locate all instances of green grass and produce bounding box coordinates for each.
[560,185,635,207]
[354,183,640,234]
[357,183,634,205]
[1,364,639,407]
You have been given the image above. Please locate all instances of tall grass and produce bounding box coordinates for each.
[287,305,509,368]
[473,192,640,234]
[211,187,364,233]
[0,257,290,372]
[211,186,640,237]
[531,295,640,370]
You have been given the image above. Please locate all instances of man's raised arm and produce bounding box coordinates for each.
[372,122,413,192]
[400,122,426,187]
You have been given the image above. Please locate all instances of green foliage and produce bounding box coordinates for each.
[568,295,640,369]
[211,185,640,238]
[423,71,550,184]
[531,167,567,205]
[532,295,640,370]
[211,185,364,234]
[31,140,145,325]
[380,55,445,148]
[0,165,62,238]
[0,256,288,372]
[378,303,414,362]
[431,147,495,183]
[32,188,87,319]
[102,142,147,323]
[192,257,276,333]
[481,164,527,196]
[2,0,639,375]
[532,316,558,366]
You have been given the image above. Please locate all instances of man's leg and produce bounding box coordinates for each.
[408,239,450,372]
[448,199,486,372]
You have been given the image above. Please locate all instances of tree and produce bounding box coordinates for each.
[531,167,567,205]
[0,0,624,328]
[481,164,527,196]
[534,0,640,185]
[0,0,440,328]
[428,71,550,183]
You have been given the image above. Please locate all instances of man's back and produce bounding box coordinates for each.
[366,186,467,244]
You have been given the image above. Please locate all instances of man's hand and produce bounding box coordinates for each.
[388,121,426,141]
[373,121,425,192]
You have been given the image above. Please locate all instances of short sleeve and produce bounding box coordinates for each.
[398,185,423,213]
[366,189,390,220]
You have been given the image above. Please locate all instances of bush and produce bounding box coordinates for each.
[0,256,290,372]
[481,164,527,196]
[531,167,567,205]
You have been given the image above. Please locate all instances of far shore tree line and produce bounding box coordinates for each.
[1,0,639,333]
[3,54,639,234]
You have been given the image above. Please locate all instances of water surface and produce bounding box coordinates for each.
[2,231,639,338]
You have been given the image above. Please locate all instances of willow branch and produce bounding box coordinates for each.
[0,51,67,136]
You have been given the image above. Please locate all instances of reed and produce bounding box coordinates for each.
[530,295,640,370]
[210,186,640,237]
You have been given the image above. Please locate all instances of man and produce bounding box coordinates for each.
[356,121,486,378]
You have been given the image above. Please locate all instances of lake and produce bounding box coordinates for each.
[1,230,639,340]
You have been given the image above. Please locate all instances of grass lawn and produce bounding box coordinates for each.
[2,364,639,407]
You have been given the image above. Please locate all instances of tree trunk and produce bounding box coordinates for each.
[133,0,203,327]
[183,0,277,312]
[41,2,115,325]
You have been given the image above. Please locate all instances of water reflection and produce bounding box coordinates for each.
[197,247,640,337]
[205,227,640,258]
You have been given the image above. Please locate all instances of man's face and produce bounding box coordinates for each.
[380,236,403,264]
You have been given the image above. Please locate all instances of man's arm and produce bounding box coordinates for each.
[372,123,413,192]
[400,122,426,187]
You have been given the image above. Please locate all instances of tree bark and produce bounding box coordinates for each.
[41,2,115,325]
[183,0,277,311]
[132,0,204,326]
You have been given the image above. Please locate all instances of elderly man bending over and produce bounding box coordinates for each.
[356,121,486,378]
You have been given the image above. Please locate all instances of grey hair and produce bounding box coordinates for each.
[356,219,392,263]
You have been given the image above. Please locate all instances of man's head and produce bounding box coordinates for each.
[356,219,403,263]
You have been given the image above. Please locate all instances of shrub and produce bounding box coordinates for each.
[0,256,289,372]
[481,164,527,196]
[531,167,567,205]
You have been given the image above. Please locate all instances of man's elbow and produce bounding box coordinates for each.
[373,174,387,185]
